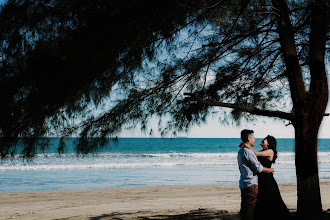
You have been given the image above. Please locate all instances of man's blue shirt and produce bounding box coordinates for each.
[237,147,263,189]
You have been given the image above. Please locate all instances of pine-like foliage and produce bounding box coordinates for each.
[0,0,328,155]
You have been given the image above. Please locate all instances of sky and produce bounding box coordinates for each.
[119,96,330,139]
[119,110,330,139]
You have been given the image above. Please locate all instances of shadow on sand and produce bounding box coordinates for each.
[89,208,330,220]
[89,209,236,220]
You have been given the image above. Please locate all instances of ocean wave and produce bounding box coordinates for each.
[275,161,295,164]
[9,151,330,159]
[2,152,239,159]
[0,161,238,170]
[1,151,329,171]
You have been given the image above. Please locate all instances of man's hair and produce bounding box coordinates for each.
[241,129,254,143]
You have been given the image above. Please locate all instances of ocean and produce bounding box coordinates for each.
[0,138,330,192]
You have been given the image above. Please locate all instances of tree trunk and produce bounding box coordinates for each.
[294,105,324,218]
[271,0,328,217]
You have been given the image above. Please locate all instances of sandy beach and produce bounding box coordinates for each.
[1,180,330,220]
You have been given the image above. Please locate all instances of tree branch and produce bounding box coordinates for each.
[184,93,293,121]
[309,0,329,94]
[272,0,306,105]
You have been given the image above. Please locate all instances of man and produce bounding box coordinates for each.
[237,129,274,220]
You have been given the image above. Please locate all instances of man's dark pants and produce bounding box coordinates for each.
[240,184,258,220]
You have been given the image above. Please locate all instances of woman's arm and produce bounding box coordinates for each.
[245,145,273,158]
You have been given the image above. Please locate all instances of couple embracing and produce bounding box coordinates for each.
[237,129,291,220]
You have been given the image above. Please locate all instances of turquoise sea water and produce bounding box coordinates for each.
[0,138,330,192]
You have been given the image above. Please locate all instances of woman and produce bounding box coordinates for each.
[243,135,291,220]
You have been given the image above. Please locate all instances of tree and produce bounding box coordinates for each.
[0,0,194,155]
[0,0,329,218]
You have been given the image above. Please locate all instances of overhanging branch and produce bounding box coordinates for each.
[184,93,294,121]
[184,93,329,121]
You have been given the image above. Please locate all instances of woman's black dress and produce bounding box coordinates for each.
[254,156,291,220]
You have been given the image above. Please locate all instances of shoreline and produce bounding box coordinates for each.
[1,180,330,219]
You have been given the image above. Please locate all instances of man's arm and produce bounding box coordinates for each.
[243,147,275,174]
[246,150,275,174]
[262,167,274,174]
[244,149,263,174]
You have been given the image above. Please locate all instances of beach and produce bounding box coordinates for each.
[1,138,330,219]
[0,180,330,220]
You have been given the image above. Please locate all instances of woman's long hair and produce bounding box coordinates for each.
[265,135,277,163]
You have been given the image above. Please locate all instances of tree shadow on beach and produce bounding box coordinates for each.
[89,209,240,220]
[138,209,239,220]
[88,208,330,220]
